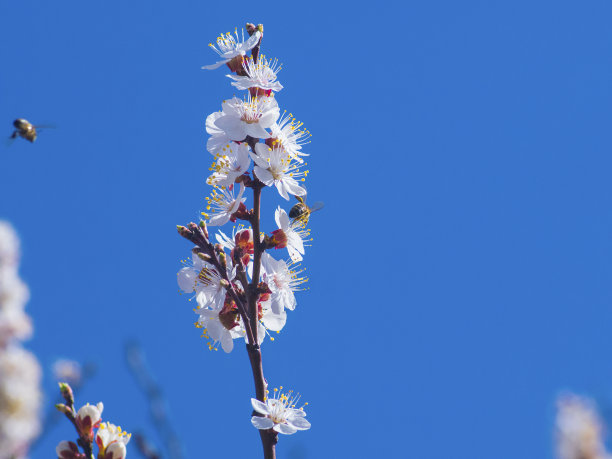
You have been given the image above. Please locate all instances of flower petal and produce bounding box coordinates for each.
[251,399,271,415]
[245,122,271,139]
[177,268,196,293]
[253,166,274,185]
[289,417,311,430]
[251,416,274,430]
[214,116,246,141]
[274,423,297,435]
[276,208,290,230]
[220,331,234,353]
[202,59,229,70]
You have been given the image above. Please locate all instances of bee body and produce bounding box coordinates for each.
[11,119,37,142]
[289,196,324,226]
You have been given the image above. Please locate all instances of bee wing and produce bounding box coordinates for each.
[33,124,56,130]
[5,133,17,147]
[309,201,325,212]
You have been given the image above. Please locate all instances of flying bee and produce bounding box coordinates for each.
[9,119,54,143]
[289,196,324,226]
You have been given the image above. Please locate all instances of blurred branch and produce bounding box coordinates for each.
[133,432,161,459]
[124,341,183,459]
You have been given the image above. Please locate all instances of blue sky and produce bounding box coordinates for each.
[1,1,612,458]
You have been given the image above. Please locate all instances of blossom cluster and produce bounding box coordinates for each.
[176,23,312,444]
[555,394,612,459]
[55,383,131,459]
[178,24,313,355]
[0,222,41,459]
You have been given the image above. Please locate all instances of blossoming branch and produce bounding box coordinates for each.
[176,22,314,459]
[55,383,131,459]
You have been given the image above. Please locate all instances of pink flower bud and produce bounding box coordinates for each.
[75,402,103,440]
[56,440,84,459]
[105,442,127,459]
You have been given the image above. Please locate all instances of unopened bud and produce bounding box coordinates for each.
[75,402,104,441]
[217,250,228,271]
[59,382,74,406]
[55,403,73,416]
[106,442,127,459]
[245,23,263,35]
[195,251,212,263]
[56,440,83,459]
[176,225,192,239]
[198,220,209,238]
[219,279,230,288]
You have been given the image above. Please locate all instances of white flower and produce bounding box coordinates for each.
[261,253,307,314]
[269,111,311,163]
[214,95,279,141]
[252,144,307,200]
[194,265,230,310]
[0,222,20,266]
[177,253,206,295]
[196,297,246,353]
[0,222,42,459]
[227,55,283,92]
[76,402,104,439]
[202,184,246,227]
[202,28,261,70]
[0,222,32,345]
[0,346,42,458]
[95,422,131,459]
[556,394,610,459]
[205,111,232,156]
[0,305,32,346]
[251,388,311,435]
[257,293,287,335]
[272,207,309,263]
[177,254,233,309]
[206,142,251,187]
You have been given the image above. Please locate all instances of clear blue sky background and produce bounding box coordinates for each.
[1,1,612,458]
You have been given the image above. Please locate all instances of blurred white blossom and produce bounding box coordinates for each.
[53,359,83,386]
[0,222,41,459]
[0,346,42,458]
[556,394,611,459]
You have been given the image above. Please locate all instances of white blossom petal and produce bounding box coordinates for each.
[274,423,297,435]
[251,416,275,430]
[251,399,271,415]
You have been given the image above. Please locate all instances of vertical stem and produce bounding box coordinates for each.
[246,183,277,459]
[77,438,95,459]
[250,185,263,334]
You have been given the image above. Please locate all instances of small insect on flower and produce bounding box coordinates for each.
[9,118,54,144]
[289,196,324,226]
